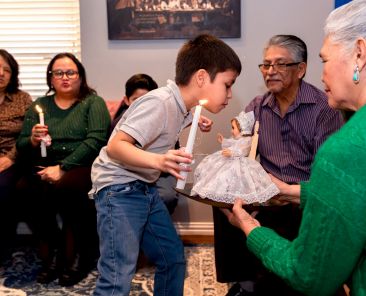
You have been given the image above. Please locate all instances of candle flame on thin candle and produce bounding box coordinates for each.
[198,99,208,106]
[35,105,43,113]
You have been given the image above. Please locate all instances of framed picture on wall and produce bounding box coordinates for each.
[106,0,240,40]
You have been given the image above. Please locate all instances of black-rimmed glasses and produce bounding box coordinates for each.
[49,69,79,79]
[258,62,301,72]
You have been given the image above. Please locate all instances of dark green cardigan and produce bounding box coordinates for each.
[247,105,366,296]
[17,94,111,171]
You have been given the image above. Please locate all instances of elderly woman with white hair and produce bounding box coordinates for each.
[224,1,366,295]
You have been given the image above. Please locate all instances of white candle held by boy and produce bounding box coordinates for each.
[35,105,47,157]
[176,99,207,190]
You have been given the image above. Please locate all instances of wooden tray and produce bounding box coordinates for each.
[175,184,232,208]
[175,183,283,210]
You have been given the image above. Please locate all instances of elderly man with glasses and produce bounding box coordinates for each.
[213,35,344,296]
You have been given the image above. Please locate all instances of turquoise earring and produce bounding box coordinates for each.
[353,65,360,84]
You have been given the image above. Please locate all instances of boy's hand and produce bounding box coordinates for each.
[157,149,193,179]
[198,115,213,132]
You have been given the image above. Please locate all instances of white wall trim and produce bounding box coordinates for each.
[174,222,214,236]
[19,221,214,236]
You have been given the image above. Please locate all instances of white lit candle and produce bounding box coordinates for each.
[35,105,47,157]
[176,99,207,190]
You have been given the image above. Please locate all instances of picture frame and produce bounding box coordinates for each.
[106,0,241,40]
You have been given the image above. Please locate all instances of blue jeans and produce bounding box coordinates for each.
[93,180,186,296]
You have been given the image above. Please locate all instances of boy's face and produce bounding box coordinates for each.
[202,70,238,114]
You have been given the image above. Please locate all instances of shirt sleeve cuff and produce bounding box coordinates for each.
[60,162,70,171]
[247,226,278,255]
[300,181,308,208]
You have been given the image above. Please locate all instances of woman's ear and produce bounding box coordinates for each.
[355,38,366,71]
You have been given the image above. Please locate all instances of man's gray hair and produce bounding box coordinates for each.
[264,35,308,64]
[325,0,366,53]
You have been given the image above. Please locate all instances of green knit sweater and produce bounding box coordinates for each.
[17,94,111,171]
[247,105,366,296]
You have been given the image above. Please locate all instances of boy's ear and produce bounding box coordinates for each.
[195,69,209,87]
[123,95,130,106]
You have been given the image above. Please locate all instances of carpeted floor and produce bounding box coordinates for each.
[0,245,228,296]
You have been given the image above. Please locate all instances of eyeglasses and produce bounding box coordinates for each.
[258,62,301,72]
[49,69,79,79]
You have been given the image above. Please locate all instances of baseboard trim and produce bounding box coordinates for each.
[174,222,214,236]
[18,221,215,236]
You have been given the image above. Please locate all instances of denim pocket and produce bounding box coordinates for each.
[107,183,133,197]
[106,181,146,199]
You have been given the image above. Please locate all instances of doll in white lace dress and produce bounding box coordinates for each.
[191,111,279,204]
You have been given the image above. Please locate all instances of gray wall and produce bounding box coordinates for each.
[79,0,333,234]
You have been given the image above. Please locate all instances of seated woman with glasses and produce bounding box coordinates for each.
[16,52,111,286]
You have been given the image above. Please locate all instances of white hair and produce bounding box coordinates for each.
[325,0,366,52]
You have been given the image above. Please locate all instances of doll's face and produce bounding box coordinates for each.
[231,120,241,137]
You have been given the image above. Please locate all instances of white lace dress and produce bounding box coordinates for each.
[191,136,279,204]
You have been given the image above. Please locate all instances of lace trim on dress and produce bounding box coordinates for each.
[191,183,279,204]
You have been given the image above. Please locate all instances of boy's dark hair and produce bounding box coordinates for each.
[0,49,20,94]
[175,34,242,86]
[46,52,96,100]
[113,73,158,120]
[125,73,158,98]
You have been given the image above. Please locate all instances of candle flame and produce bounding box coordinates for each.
[35,105,43,113]
[199,99,208,106]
